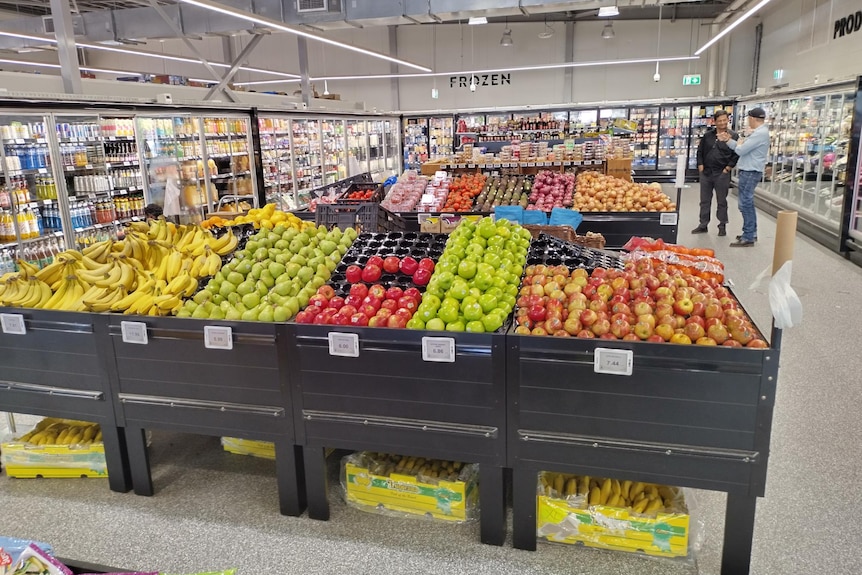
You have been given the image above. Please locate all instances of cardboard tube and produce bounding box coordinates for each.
[772,211,798,275]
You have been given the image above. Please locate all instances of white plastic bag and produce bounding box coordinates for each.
[768,261,803,329]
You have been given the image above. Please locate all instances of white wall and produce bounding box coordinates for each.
[758,0,862,90]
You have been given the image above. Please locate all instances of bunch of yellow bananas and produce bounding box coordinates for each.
[16,418,103,446]
[539,472,682,516]
[0,275,53,308]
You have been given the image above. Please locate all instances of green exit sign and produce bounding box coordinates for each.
[683,74,702,86]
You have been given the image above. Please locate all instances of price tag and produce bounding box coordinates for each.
[328,332,359,357]
[594,347,633,376]
[0,313,27,335]
[204,325,233,350]
[502,163,511,167]
[38,168,47,174]
[85,165,93,169]
[43,199,52,205]
[467,164,476,168]
[14,138,24,144]
[478,163,486,168]
[422,337,456,363]
[660,212,679,226]
[121,321,148,345]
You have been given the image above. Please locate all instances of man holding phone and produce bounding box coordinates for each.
[692,110,738,237]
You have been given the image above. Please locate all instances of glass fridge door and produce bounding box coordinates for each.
[403,117,428,170]
[368,120,385,175]
[849,119,862,245]
[100,115,146,227]
[137,114,208,223]
[322,119,346,185]
[689,103,733,169]
[259,116,296,210]
[659,105,692,171]
[347,119,368,176]
[293,118,323,204]
[628,106,659,169]
[571,109,599,136]
[0,114,67,269]
[429,117,453,160]
[201,116,256,213]
[384,118,400,174]
[812,93,853,224]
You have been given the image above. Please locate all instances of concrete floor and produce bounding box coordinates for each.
[2,185,862,575]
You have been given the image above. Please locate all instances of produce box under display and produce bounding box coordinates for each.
[342,452,479,522]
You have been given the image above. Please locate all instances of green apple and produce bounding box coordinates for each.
[481,312,504,333]
[436,271,455,290]
[406,317,425,330]
[465,321,485,333]
[458,260,477,280]
[479,294,498,313]
[426,317,445,331]
[446,320,466,332]
[437,304,460,324]
[462,300,483,322]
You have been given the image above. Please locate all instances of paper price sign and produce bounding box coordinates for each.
[120,321,148,345]
[660,212,679,226]
[204,325,233,350]
[0,313,26,335]
[594,347,633,376]
[328,332,359,357]
[422,337,456,363]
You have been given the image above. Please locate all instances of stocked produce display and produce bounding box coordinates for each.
[380,171,429,212]
[526,172,574,211]
[342,452,479,522]
[473,174,530,211]
[536,472,691,558]
[1,417,106,478]
[442,173,486,212]
[573,172,675,212]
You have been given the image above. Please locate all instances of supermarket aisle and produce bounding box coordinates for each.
[2,190,862,575]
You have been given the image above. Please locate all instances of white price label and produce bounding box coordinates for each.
[38,168,47,174]
[14,138,24,144]
[422,337,456,363]
[594,347,633,376]
[478,163,486,168]
[328,332,359,357]
[502,163,511,167]
[526,162,535,167]
[467,164,476,168]
[204,325,233,350]
[121,321,148,345]
[660,212,679,226]
[0,313,27,335]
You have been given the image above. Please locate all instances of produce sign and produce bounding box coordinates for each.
[574,171,676,212]
[515,254,764,346]
[415,217,532,333]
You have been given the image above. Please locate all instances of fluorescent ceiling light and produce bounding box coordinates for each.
[598,6,619,17]
[233,78,302,86]
[0,30,299,79]
[0,57,141,76]
[468,17,488,25]
[299,55,699,82]
[695,0,773,55]
[176,0,432,72]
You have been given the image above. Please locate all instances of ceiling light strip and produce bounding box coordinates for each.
[0,30,299,79]
[176,0,432,72]
[695,0,773,55]
[0,57,141,76]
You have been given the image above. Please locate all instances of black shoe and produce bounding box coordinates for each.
[691,226,708,234]
[730,239,755,247]
[718,227,726,237]
[735,234,757,241]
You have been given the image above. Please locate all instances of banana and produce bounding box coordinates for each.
[564,477,577,497]
[629,482,646,500]
[611,479,621,497]
[553,474,564,495]
[154,253,170,282]
[59,250,82,261]
[34,281,52,308]
[600,478,612,505]
[644,498,663,515]
[588,486,602,506]
[111,286,150,312]
[182,276,198,298]
[81,256,114,273]
[154,293,181,311]
[126,293,154,316]
[82,241,112,263]
[15,259,40,278]
[621,480,633,500]
[117,262,136,291]
[200,248,222,277]
[42,279,70,310]
[578,475,590,496]
[20,279,50,308]
[165,250,183,281]
[34,261,64,285]
[632,498,650,514]
[164,272,192,296]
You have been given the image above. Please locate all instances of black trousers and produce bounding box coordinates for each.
[699,171,730,227]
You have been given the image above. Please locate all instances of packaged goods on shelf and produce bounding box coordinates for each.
[341,452,479,522]
[623,237,724,283]
[6,544,72,575]
[380,171,429,212]
[0,418,107,478]
[220,437,275,459]
[536,472,697,559]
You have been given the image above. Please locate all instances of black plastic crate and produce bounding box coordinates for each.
[337,182,385,204]
[316,203,389,233]
[527,233,623,271]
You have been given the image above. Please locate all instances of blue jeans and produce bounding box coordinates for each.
[736,170,761,241]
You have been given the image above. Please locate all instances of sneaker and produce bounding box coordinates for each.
[736,235,757,241]
[730,239,755,247]
[718,227,726,237]
[691,226,708,234]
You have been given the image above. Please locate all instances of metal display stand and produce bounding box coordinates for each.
[106,317,304,516]
[286,323,507,545]
[506,323,781,575]
[0,308,131,493]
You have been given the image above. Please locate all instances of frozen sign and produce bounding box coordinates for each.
[449,74,512,89]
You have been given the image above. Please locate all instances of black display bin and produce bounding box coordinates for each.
[506,327,780,575]
[286,323,507,545]
[578,211,678,248]
[106,316,304,516]
[0,308,131,493]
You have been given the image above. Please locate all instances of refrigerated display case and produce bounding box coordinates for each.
[599,108,627,132]
[322,119,346,185]
[429,116,454,159]
[384,119,400,174]
[347,119,368,177]
[658,105,691,171]
[629,106,659,170]
[201,115,256,212]
[739,82,856,250]
[368,119,386,175]
[403,117,428,169]
[571,109,599,135]
[258,116,295,210]
[293,118,323,203]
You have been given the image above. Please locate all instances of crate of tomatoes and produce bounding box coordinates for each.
[441,173,487,212]
[338,182,385,204]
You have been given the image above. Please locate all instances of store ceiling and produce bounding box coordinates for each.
[0,0,172,17]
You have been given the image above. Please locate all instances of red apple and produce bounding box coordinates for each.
[397,296,418,312]
[295,310,315,324]
[554,330,571,337]
[655,323,674,342]
[359,304,378,318]
[413,268,432,286]
[696,337,717,346]
[515,325,531,335]
[515,316,533,329]
[383,256,400,274]
[564,317,582,335]
[646,334,665,343]
[332,313,351,326]
[404,287,422,301]
[367,255,384,269]
[673,298,694,316]
[546,317,564,334]
[345,265,362,284]
[669,333,692,345]
[399,257,419,276]
[350,283,369,299]
[747,339,769,348]
[633,320,654,340]
[418,258,435,273]
[723,339,743,347]
[361,264,382,283]
[349,313,369,326]
[367,315,387,328]
[611,302,632,316]
[308,294,329,310]
[637,314,656,329]
[589,299,608,313]
[328,296,345,310]
[394,308,413,322]
[528,305,547,323]
[317,285,336,299]
[375,308,393,321]
[684,322,706,342]
[344,294,363,308]
[622,333,640,341]
[381,299,398,312]
[339,305,357,318]
[385,286,403,301]
[610,318,631,339]
[591,318,611,336]
[368,284,386,300]
[690,301,706,317]
[580,309,598,327]
[531,326,548,336]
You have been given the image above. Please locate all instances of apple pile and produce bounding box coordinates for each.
[527,171,575,211]
[515,258,767,347]
[413,218,531,333]
[295,284,424,328]
[574,172,676,212]
[344,255,434,287]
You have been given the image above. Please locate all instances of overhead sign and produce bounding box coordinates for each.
[449,74,512,89]
[682,74,702,86]
[834,11,862,39]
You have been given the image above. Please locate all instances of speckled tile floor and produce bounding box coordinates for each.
[2,185,862,575]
